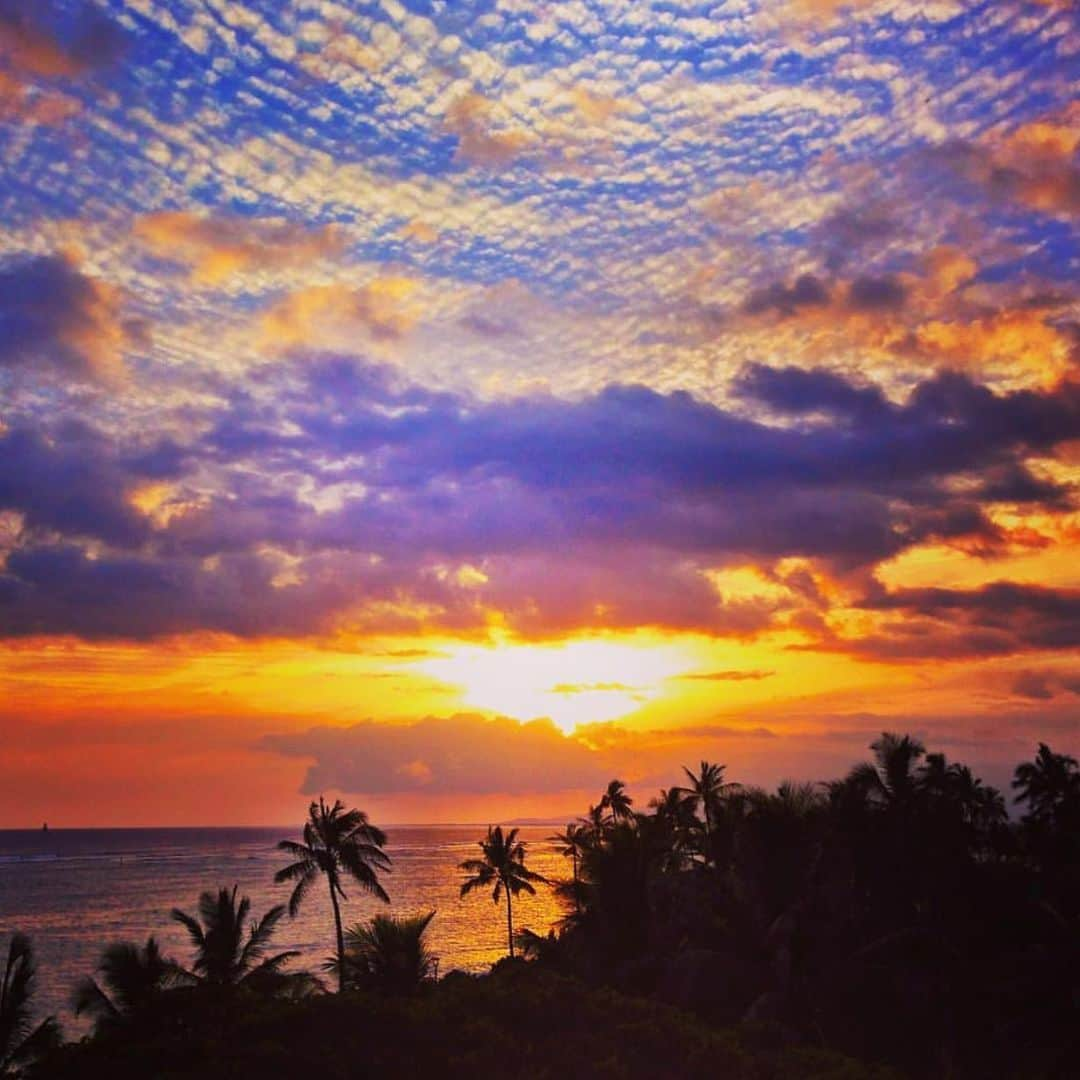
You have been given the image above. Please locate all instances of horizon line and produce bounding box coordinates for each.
[0,817,577,832]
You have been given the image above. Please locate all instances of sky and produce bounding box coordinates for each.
[0,0,1078,827]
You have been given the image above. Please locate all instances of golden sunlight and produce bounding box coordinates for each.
[414,637,694,733]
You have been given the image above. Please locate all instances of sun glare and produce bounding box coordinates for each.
[415,638,692,733]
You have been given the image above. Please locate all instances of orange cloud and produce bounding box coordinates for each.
[0,13,83,80]
[736,242,1075,386]
[258,278,417,351]
[133,212,346,285]
[0,68,79,124]
[778,0,880,27]
[915,307,1074,387]
[0,2,126,83]
[941,110,1080,219]
[444,92,533,167]
[921,245,978,299]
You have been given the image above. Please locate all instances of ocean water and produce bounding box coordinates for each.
[0,825,567,1032]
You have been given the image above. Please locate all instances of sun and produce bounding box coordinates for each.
[414,637,691,733]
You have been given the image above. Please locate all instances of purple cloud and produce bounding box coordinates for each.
[1,358,1076,644]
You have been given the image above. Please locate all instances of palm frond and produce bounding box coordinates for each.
[70,977,116,1021]
[169,907,206,951]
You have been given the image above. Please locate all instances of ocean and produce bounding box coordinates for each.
[0,825,567,1032]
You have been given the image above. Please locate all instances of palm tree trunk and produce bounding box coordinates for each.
[506,890,514,959]
[329,879,345,992]
[572,852,580,913]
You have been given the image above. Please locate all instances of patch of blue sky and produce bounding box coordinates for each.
[982,224,1080,287]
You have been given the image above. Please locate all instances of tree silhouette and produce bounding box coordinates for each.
[275,797,391,992]
[514,927,559,962]
[599,779,634,825]
[0,935,59,1077]
[72,937,179,1033]
[548,823,588,912]
[460,826,548,959]
[1013,743,1080,825]
[648,787,697,872]
[334,911,437,995]
[677,760,730,862]
[171,886,311,995]
[846,733,927,809]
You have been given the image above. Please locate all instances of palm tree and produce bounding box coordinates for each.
[1013,743,1080,824]
[548,823,588,912]
[1,935,59,1078]
[578,802,606,844]
[72,937,179,1033]
[599,779,634,825]
[171,886,310,995]
[334,912,437,995]
[678,760,729,860]
[514,927,559,962]
[275,797,391,992]
[648,787,697,871]
[460,826,548,959]
[919,754,1006,836]
[848,733,927,809]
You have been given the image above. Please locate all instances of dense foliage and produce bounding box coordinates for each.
[538,737,1080,1078]
[5,735,1079,1078]
[31,965,896,1080]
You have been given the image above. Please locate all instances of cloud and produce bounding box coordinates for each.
[735,363,891,424]
[1012,670,1055,700]
[932,113,1080,219]
[779,0,881,25]
[443,91,534,167]
[133,213,346,286]
[550,681,641,694]
[0,425,151,547]
[260,713,614,795]
[847,274,907,311]
[0,542,370,640]
[0,0,126,82]
[824,583,1080,660]
[0,254,142,381]
[258,280,417,352]
[743,274,829,317]
[678,670,776,682]
[742,269,909,324]
[1,359,1076,644]
[0,67,79,125]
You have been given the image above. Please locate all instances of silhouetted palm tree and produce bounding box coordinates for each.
[0,935,59,1077]
[72,937,179,1033]
[1013,743,1080,824]
[171,886,310,995]
[578,802,606,844]
[460,826,548,959]
[548,823,588,912]
[275,797,391,992]
[514,927,559,961]
[919,753,1006,841]
[848,733,926,809]
[599,779,634,825]
[648,787,697,871]
[573,816,659,950]
[334,911,437,995]
[678,760,729,861]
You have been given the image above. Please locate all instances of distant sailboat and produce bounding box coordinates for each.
[42,822,48,832]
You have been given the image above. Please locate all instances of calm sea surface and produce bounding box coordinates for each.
[0,826,567,1032]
